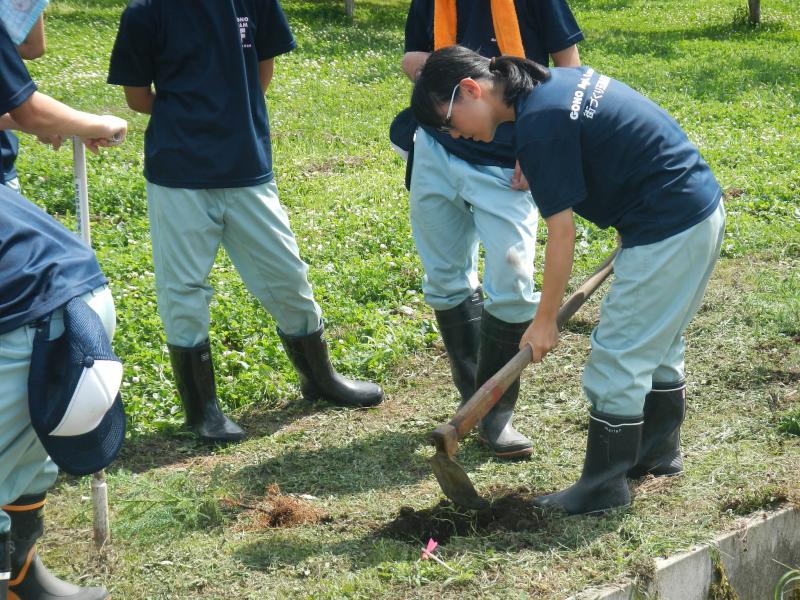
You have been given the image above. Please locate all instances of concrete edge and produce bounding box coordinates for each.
[567,505,800,600]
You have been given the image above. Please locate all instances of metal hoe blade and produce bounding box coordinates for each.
[430,452,489,510]
[427,249,619,509]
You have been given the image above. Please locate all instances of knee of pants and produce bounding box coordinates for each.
[421,274,480,312]
[162,310,211,347]
[0,510,9,534]
[652,337,686,384]
[272,303,322,337]
[582,358,648,417]
[483,291,539,324]
[652,364,685,385]
[157,286,212,347]
[243,275,322,337]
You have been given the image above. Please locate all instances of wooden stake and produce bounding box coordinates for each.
[73,137,111,550]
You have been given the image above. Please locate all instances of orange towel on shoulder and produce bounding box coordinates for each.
[434,0,526,58]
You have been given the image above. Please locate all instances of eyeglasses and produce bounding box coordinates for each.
[439,83,460,133]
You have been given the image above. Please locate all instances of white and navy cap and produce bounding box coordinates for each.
[28,297,126,476]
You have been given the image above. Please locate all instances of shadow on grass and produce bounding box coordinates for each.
[569,0,636,10]
[720,364,800,392]
[229,409,539,497]
[562,316,596,337]
[230,428,436,496]
[231,497,631,572]
[110,400,324,473]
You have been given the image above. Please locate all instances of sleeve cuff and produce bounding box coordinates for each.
[547,31,585,55]
[0,81,36,115]
[538,194,584,219]
[257,39,297,62]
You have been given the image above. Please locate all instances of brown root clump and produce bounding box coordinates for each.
[224,484,330,530]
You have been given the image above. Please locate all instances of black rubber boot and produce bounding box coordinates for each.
[4,495,109,600]
[278,326,384,408]
[534,410,643,514]
[475,311,533,458]
[628,380,686,478]
[434,288,483,405]
[168,340,245,443]
[1,530,9,600]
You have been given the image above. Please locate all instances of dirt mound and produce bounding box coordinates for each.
[224,484,330,530]
[377,489,544,544]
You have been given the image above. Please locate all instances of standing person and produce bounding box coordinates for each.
[107,0,384,444]
[0,188,120,600]
[410,46,725,514]
[0,23,125,155]
[393,0,583,459]
[1,16,62,192]
[1,21,126,599]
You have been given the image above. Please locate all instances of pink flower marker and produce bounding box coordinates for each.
[421,538,438,559]
[420,538,455,571]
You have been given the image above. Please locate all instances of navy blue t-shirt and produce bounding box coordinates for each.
[1,131,20,184]
[107,0,296,189]
[0,22,36,183]
[404,0,583,167]
[0,186,107,335]
[515,67,721,247]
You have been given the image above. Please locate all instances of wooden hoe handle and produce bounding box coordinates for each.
[431,248,619,456]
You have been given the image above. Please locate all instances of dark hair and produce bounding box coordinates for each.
[411,45,550,129]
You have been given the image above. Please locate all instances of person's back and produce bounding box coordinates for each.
[109,0,294,188]
[0,186,107,333]
[514,67,721,247]
[108,0,383,444]
[1,15,46,192]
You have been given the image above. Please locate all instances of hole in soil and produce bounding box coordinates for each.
[376,488,545,544]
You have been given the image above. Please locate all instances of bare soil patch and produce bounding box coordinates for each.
[377,488,545,544]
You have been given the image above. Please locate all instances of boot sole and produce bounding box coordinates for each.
[190,428,246,444]
[628,468,684,480]
[302,387,385,408]
[477,436,533,459]
[311,394,385,408]
[534,499,632,516]
[196,435,245,444]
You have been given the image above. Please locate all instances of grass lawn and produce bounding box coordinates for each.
[14,0,800,597]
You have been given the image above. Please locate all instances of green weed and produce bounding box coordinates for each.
[113,471,227,542]
[779,410,800,437]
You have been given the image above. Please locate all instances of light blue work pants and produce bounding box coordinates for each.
[409,128,540,323]
[0,285,115,534]
[146,180,322,347]
[583,203,726,416]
